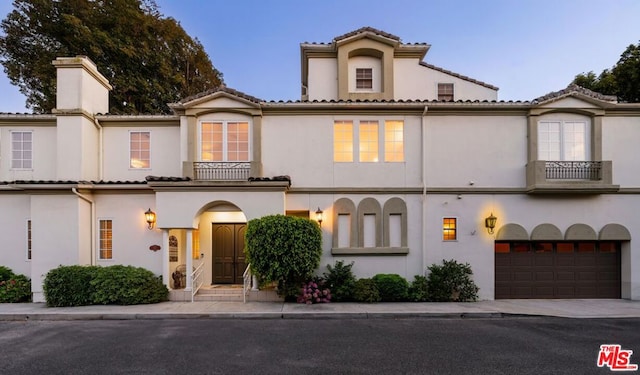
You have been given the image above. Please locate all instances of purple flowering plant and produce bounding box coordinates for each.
[297,279,331,304]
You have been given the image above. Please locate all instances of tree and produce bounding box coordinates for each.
[0,0,223,114]
[572,41,640,103]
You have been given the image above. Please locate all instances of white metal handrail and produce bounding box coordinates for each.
[243,263,252,303]
[191,262,205,303]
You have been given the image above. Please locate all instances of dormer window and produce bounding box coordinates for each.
[356,68,373,89]
[437,83,454,101]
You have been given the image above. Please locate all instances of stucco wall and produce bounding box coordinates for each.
[102,125,181,181]
[393,58,498,101]
[0,126,57,181]
[261,114,422,188]
[307,58,338,101]
[425,115,527,187]
[0,195,31,277]
[602,116,640,187]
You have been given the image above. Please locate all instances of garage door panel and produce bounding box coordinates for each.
[535,271,554,281]
[533,286,554,298]
[576,257,597,266]
[495,255,511,266]
[556,271,575,281]
[511,256,534,267]
[599,271,618,281]
[556,256,576,266]
[577,271,597,281]
[514,272,534,281]
[534,256,553,266]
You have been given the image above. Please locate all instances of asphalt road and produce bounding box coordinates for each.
[1,317,638,374]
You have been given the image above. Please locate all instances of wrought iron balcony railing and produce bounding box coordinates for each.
[193,162,250,181]
[545,161,602,180]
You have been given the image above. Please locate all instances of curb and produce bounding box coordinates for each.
[0,311,517,321]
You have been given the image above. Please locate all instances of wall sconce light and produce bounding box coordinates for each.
[485,212,497,234]
[145,208,156,230]
[315,207,323,227]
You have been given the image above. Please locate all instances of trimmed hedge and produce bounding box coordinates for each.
[372,274,409,302]
[353,278,380,303]
[91,265,168,305]
[426,259,479,302]
[323,260,356,302]
[43,265,168,307]
[44,265,98,307]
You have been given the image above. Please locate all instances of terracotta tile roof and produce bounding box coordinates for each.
[333,27,401,42]
[145,176,191,182]
[419,62,498,91]
[533,84,618,104]
[172,85,262,106]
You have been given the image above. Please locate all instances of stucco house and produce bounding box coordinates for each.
[1,27,638,302]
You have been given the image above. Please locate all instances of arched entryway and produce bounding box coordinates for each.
[195,201,248,285]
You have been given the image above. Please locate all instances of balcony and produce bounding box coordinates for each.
[188,162,258,181]
[526,160,618,194]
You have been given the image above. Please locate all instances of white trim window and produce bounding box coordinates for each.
[26,219,32,260]
[334,120,404,163]
[356,68,373,90]
[437,83,454,101]
[129,131,151,169]
[11,131,33,169]
[99,219,113,260]
[538,120,589,161]
[443,217,457,241]
[200,121,250,162]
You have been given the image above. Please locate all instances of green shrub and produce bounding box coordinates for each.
[323,260,356,302]
[0,267,31,303]
[90,265,168,305]
[372,274,409,302]
[408,275,429,302]
[245,215,322,299]
[0,266,15,282]
[426,259,479,302]
[44,265,99,307]
[353,278,380,303]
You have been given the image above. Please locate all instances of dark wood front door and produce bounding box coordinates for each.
[212,223,246,284]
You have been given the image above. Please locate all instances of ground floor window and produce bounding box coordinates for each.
[99,220,113,260]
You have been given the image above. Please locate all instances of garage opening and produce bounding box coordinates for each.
[495,241,621,299]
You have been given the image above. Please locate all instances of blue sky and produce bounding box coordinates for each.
[1,0,639,112]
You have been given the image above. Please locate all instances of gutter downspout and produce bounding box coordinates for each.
[92,117,103,181]
[421,106,428,275]
[72,188,95,266]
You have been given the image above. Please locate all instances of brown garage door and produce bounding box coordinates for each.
[495,241,620,299]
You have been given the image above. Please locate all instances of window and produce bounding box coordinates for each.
[129,131,150,169]
[443,218,457,241]
[359,121,378,162]
[200,121,249,162]
[11,131,32,169]
[334,120,403,162]
[538,121,588,161]
[99,220,113,260]
[437,83,454,101]
[384,120,404,162]
[334,121,353,162]
[192,228,200,259]
[26,220,32,260]
[356,68,373,89]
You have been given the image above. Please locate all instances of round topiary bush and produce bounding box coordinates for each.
[353,278,381,303]
[372,274,409,302]
[245,215,322,299]
[44,265,99,307]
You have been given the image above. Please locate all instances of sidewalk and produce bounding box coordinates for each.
[1,299,639,321]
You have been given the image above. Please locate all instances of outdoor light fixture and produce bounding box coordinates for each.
[315,207,323,227]
[485,213,497,234]
[145,208,156,230]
